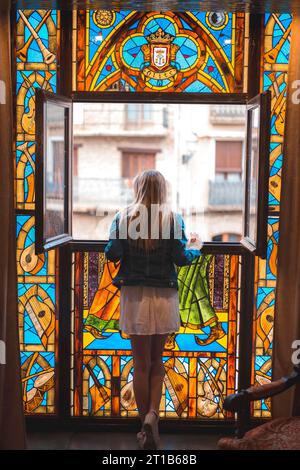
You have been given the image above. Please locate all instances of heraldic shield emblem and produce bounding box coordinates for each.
[152,45,169,69]
[141,28,179,83]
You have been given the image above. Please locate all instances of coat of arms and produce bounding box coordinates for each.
[153,46,168,68]
[141,28,179,83]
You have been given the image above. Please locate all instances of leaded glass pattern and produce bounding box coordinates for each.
[13,8,287,421]
[252,217,280,418]
[73,10,247,93]
[15,10,60,414]
[16,9,59,209]
[17,215,57,413]
[251,12,292,419]
[71,252,241,419]
[262,13,292,211]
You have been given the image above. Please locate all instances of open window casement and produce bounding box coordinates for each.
[35,89,73,253]
[35,90,271,254]
[241,91,271,259]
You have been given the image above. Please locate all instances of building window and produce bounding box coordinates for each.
[73,143,82,177]
[215,140,243,181]
[121,150,156,180]
[212,233,241,242]
[48,140,64,199]
[163,106,169,128]
[125,103,153,126]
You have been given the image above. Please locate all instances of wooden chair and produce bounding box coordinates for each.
[218,366,300,450]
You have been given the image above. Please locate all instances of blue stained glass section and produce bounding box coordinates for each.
[144,17,176,37]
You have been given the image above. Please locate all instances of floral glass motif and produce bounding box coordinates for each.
[74,10,247,92]
[15,10,60,414]
[71,252,240,419]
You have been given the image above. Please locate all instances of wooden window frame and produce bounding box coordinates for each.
[241,91,271,258]
[35,90,270,254]
[35,89,73,253]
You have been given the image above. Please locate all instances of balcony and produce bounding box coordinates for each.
[209,105,246,125]
[208,180,244,208]
[73,177,133,213]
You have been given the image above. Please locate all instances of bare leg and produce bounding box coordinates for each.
[130,334,152,426]
[142,333,168,449]
[149,333,168,413]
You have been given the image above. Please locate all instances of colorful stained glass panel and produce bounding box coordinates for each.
[71,252,240,419]
[74,10,247,93]
[15,10,60,414]
[252,216,279,417]
[262,13,292,211]
[16,9,59,208]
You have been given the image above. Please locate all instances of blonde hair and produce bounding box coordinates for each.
[119,169,173,251]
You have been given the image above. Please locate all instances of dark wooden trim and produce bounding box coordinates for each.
[268,210,280,217]
[257,91,272,257]
[68,240,248,255]
[241,95,252,252]
[25,415,237,434]
[35,87,44,253]
[224,366,300,412]
[247,14,264,99]
[241,90,271,258]
[73,251,84,417]
[15,209,35,216]
[237,251,255,437]
[11,8,17,213]
[72,91,248,104]
[9,1,299,13]
[58,245,72,419]
[57,10,73,96]
[36,89,72,104]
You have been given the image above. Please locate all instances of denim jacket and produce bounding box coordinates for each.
[104,212,201,289]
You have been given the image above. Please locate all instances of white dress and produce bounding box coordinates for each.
[119,285,181,335]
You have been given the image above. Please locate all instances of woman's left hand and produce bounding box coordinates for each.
[187,232,203,250]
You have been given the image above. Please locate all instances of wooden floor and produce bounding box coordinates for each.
[27,431,223,450]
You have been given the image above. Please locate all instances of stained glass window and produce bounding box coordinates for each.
[13,8,291,422]
[71,252,241,419]
[252,216,279,417]
[70,11,247,420]
[15,10,60,414]
[17,214,57,414]
[262,13,292,211]
[73,10,248,93]
[251,13,292,418]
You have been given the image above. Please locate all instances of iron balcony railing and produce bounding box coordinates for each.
[208,180,244,207]
[209,105,246,125]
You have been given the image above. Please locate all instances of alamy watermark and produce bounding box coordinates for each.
[108,203,203,249]
[291,80,300,104]
[291,340,300,365]
[0,340,5,365]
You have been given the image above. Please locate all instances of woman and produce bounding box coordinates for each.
[104,170,202,450]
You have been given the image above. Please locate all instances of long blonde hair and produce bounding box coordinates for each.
[119,169,173,251]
